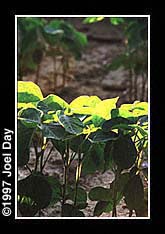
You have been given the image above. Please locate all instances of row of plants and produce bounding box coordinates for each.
[18,17,87,90]
[84,17,148,102]
[17,81,148,217]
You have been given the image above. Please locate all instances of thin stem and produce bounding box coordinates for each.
[133,129,139,144]
[41,146,54,171]
[26,164,32,174]
[61,140,70,215]
[129,210,133,217]
[112,169,120,217]
[142,73,147,101]
[74,149,82,206]
[33,140,39,172]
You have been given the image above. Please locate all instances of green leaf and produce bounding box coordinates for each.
[46,176,62,204]
[37,94,69,113]
[102,117,133,132]
[104,141,114,171]
[94,201,113,216]
[110,17,124,25]
[18,174,52,216]
[42,123,66,140]
[89,187,111,201]
[89,130,118,143]
[67,187,87,209]
[18,107,43,128]
[115,173,130,194]
[82,143,104,175]
[70,96,101,115]
[83,17,105,24]
[70,95,101,108]
[124,174,144,212]
[57,112,84,135]
[95,97,119,119]
[18,81,43,109]
[111,135,137,169]
[51,139,66,156]
[91,115,105,127]
[17,120,34,167]
[70,135,91,153]
[62,204,84,217]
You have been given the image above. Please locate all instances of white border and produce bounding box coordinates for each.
[15,15,150,220]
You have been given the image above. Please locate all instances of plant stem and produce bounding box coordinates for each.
[74,149,81,207]
[40,149,44,173]
[129,210,133,217]
[41,146,54,171]
[142,73,147,101]
[112,169,120,217]
[33,140,39,172]
[26,164,32,174]
[61,140,70,215]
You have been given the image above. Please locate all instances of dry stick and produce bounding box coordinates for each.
[35,63,41,84]
[62,56,69,88]
[53,55,57,92]
[142,73,147,101]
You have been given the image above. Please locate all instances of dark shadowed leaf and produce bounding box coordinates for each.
[62,204,84,217]
[67,187,87,209]
[18,174,52,216]
[89,187,111,201]
[82,143,104,175]
[70,135,91,153]
[42,123,66,140]
[17,120,34,167]
[89,129,118,143]
[111,135,137,169]
[51,139,66,156]
[46,176,62,204]
[124,174,144,212]
[18,107,43,128]
[103,141,114,171]
[94,201,113,216]
[102,117,132,132]
[57,112,84,135]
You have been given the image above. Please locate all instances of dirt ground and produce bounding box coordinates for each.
[19,18,148,217]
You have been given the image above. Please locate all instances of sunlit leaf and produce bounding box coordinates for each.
[95,97,119,119]
[18,81,43,109]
